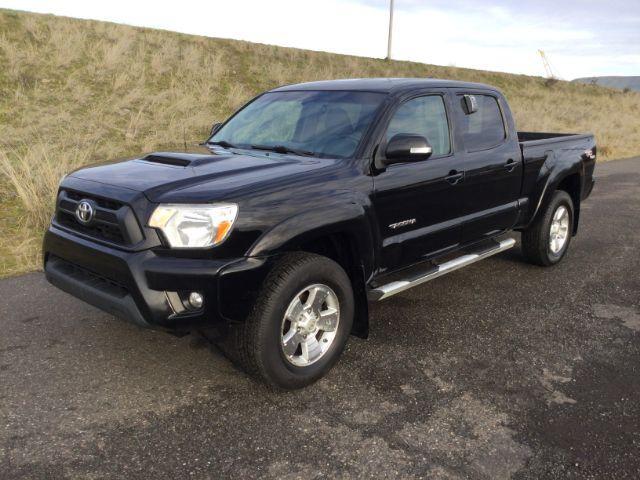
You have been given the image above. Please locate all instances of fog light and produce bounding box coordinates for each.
[188,292,204,309]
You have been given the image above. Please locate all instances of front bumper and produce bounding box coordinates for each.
[43,225,271,332]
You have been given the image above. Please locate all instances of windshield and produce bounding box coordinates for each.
[209,90,386,158]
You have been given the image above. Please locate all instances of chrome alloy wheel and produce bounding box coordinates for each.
[280,284,340,367]
[549,205,570,254]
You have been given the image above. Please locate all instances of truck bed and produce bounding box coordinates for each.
[518,131,593,145]
[518,131,595,160]
[517,131,596,214]
[518,131,595,165]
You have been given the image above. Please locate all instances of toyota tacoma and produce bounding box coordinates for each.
[44,78,596,389]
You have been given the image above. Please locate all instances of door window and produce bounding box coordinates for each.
[385,96,451,156]
[457,94,506,151]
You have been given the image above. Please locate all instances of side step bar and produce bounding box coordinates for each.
[368,238,516,301]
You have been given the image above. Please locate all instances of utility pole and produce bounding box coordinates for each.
[386,0,394,60]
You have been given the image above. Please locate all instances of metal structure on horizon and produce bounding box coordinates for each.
[538,49,560,79]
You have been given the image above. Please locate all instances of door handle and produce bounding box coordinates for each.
[504,159,516,172]
[445,170,464,185]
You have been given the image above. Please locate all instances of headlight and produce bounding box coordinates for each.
[148,203,238,248]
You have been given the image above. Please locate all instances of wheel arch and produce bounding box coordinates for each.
[293,232,370,339]
[556,172,582,235]
[524,165,583,235]
[246,202,375,339]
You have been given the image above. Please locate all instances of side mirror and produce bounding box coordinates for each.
[210,122,222,135]
[383,134,433,166]
[462,94,478,114]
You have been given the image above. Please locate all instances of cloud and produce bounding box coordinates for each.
[358,0,640,75]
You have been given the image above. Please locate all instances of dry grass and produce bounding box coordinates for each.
[1,9,639,277]
[0,145,92,274]
[1,145,92,229]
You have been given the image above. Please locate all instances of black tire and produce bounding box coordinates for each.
[521,190,574,266]
[218,252,354,389]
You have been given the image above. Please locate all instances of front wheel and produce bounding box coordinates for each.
[521,190,574,266]
[219,252,354,389]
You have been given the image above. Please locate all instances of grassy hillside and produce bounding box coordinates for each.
[573,76,640,92]
[1,9,639,277]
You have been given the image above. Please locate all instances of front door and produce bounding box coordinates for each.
[372,93,466,273]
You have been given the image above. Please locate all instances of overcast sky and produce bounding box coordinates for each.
[2,0,638,79]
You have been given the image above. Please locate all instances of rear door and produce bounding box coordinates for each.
[372,92,466,272]
[451,91,522,242]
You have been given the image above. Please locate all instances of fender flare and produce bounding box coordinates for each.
[247,196,375,271]
[525,152,583,230]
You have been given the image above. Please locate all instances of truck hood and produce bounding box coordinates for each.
[68,150,334,203]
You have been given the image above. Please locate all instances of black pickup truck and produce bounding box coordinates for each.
[44,78,596,389]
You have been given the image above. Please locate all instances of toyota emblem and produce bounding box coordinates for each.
[75,200,95,225]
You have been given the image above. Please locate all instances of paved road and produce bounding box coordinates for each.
[2,158,640,479]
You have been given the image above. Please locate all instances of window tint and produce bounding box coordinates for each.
[458,95,506,151]
[385,96,450,156]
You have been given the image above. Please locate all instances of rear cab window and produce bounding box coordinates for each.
[457,94,506,151]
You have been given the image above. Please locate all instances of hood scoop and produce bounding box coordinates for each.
[141,152,223,167]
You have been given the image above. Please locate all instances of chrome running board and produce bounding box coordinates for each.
[368,238,516,301]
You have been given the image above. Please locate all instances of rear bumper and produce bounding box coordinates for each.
[43,225,271,332]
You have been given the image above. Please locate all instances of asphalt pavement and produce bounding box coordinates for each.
[1,157,639,479]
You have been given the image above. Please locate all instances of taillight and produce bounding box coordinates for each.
[582,148,596,160]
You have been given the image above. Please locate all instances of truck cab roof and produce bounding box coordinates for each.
[272,77,500,94]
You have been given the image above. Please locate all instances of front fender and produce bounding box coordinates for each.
[247,194,375,276]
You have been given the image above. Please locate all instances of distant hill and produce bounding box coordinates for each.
[573,76,640,92]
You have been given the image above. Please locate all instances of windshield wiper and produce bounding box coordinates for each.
[207,140,239,149]
[251,144,316,157]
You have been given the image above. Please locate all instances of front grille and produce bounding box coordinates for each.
[57,210,126,243]
[55,189,144,246]
[64,190,124,210]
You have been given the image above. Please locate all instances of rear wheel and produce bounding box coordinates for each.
[522,190,574,266]
[218,252,354,389]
